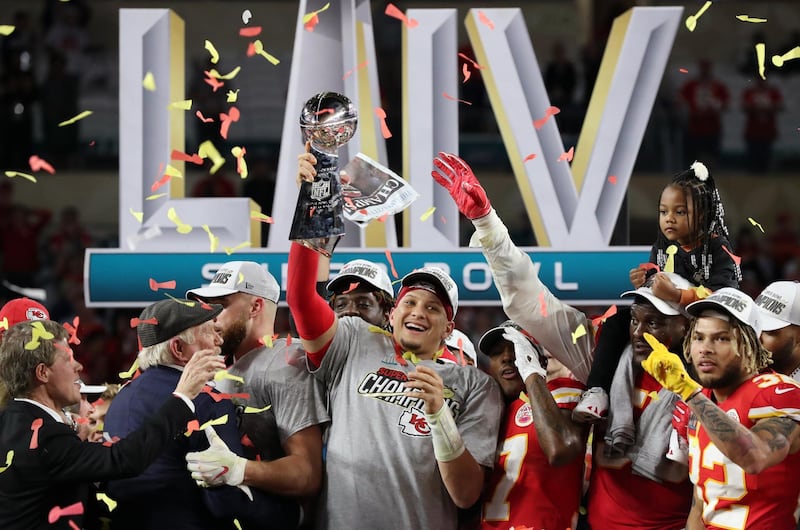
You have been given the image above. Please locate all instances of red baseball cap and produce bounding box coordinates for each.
[0,297,50,335]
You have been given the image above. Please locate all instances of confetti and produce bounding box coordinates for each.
[458,52,485,70]
[639,262,660,272]
[203,71,224,92]
[129,317,157,328]
[148,278,176,291]
[0,26,15,36]
[58,110,93,127]
[591,305,618,328]
[260,334,273,348]
[168,99,192,110]
[28,155,55,174]
[63,316,80,345]
[533,106,560,129]
[5,171,37,183]
[165,294,197,307]
[151,174,171,193]
[755,42,766,80]
[242,9,252,24]
[195,110,214,123]
[219,107,240,139]
[215,371,245,384]
[303,3,331,24]
[385,3,418,28]
[164,164,183,179]
[118,360,139,380]
[384,250,399,279]
[736,15,767,23]
[142,72,156,91]
[664,245,678,273]
[167,207,193,234]
[204,40,219,64]
[250,211,274,224]
[538,292,547,317]
[693,285,712,299]
[48,502,84,524]
[342,60,369,80]
[420,206,436,221]
[375,107,392,138]
[478,10,495,30]
[0,450,13,473]
[0,317,7,331]
[772,46,800,68]
[171,149,204,165]
[523,153,537,163]
[721,245,742,266]
[557,146,574,162]
[207,67,242,80]
[608,175,618,184]
[226,89,239,103]
[244,404,272,414]
[442,92,472,105]
[198,140,226,174]
[684,1,712,32]
[251,40,280,65]
[184,419,201,436]
[679,68,689,74]
[239,26,262,37]
[342,282,360,295]
[96,493,117,512]
[304,13,319,32]
[145,193,166,201]
[462,63,471,83]
[29,418,43,449]
[748,217,765,233]
[202,224,220,253]
[234,519,243,530]
[231,146,248,178]
[571,324,587,344]
[224,241,251,255]
[25,322,54,350]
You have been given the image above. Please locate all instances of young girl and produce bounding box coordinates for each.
[573,161,741,422]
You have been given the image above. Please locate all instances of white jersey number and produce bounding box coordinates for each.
[689,436,748,529]
[483,434,528,522]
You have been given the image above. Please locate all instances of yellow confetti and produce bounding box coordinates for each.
[261,334,273,348]
[142,71,156,91]
[693,285,712,299]
[164,164,183,178]
[197,140,226,174]
[168,99,192,110]
[201,224,220,253]
[167,207,193,234]
[302,2,331,23]
[226,89,239,103]
[129,208,143,223]
[118,359,139,380]
[96,493,117,512]
[0,450,14,473]
[145,193,167,201]
[0,26,15,36]
[198,414,229,430]
[58,110,93,127]
[736,15,767,23]
[748,217,765,233]
[231,146,248,179]
[0,317,8,331]
[664,245,678,273]
[24,321,55,350]
[164,294,196,306]
[4,171,37,183]
[224,241,251,255]
[571,324,586,344]
[207,66,242,80]
[773,46,800,68]
[214,371,245,384]
[204,39,219,64]
[250,211,273,223]
[684,1,711,32]
[420,206,436,221]
[252,40,280,65]
[755,42,766,80]
[244,404,272,414]
[234,519,243,530]
[646,391,660,401]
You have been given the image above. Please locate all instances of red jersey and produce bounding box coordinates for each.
[588,372,693,530]
[481,377,585,530]
[688,372,800,530]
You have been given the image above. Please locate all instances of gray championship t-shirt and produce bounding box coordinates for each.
[219,339,330,461]
[312,317,503,530]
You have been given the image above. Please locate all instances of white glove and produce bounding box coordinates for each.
[186,427,247,488]
[504,328,546,382]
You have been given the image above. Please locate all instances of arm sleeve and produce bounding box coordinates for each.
[469,210,594,383]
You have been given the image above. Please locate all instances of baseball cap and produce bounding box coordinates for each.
[686,287,762,336]
[186,261,280,303]
[137,299,223,348]
[621,272,692,316]
[400,267,459,318]
[478,320,542,356]
[327,259,394,299]
[445,329,477,363]
[0,297,49,334]
[755,281,800,332]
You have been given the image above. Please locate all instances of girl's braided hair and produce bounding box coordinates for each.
[655,161,742,283]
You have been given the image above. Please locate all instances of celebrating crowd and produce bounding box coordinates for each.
[1,151,800,530]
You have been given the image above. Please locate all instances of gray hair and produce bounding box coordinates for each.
[137,326,197,370]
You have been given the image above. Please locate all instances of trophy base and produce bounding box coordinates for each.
[292,235,342,258]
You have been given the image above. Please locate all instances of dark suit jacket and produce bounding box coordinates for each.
[0,397,193,530]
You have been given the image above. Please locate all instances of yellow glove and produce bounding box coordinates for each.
[640,333,701,401]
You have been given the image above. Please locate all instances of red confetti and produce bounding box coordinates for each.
[385,3,418,28]
[185,419,201,435]
[679,68,689,73]
[63,316,81,345]
[69,521,80,530]
[246,42,256,57]
[378,213,389,223]
[591,304,618,328]
[342,282,360,294]
[202,386,250,403]
[384,250,399,279]
[523,153,537,163]
[30,418,43,449]
[304,14,319,32]
[239,26,262,37]
[721,245,742,266]
[195,110,214,123]
[171,149,204,165]
[533,106,561,129]
[458,52,485,70]
[219,107,240,140]
[462,63,471,83]
[608,175,618,184]
[149,278,177,291]
[557,146,574,162]
[241,433,255,448]
[538,292,547,317]
[48,502,84,524]
[102,436,121,447]
[89,140,96,147]
[151,173,171,193]
[442,92,472,105]
[375,107,392,139]
[202,71,224,92]
[28,155,56,174]
[478,10,495,30]
[286,334,293,346]
[639,262,660,272]
[342,60,369,80]
[130,317,158,328]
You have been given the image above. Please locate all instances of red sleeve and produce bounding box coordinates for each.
[547,377,586,411]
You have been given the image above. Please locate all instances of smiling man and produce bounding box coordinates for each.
[641,287,800,529]
[286,242,502,530]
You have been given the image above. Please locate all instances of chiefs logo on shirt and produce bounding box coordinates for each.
[514,403,533,427]
[398,408,430,436]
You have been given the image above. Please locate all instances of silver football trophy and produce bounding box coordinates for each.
[289,92,358,256]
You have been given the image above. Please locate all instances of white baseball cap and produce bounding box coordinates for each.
[445,329,477,363]
[478,320,542,357]
[686,287,762,336]
[755,281,800,332]
[327,259,394,299]
[400,266,459,318]
[186,261,280,303]
[621,272,692,316]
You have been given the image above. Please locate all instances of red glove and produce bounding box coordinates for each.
[431,152,491,220]
[672,400,690,439]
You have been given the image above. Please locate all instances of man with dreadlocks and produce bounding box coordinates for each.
[574,160,742,421]
[641,287,800,529]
